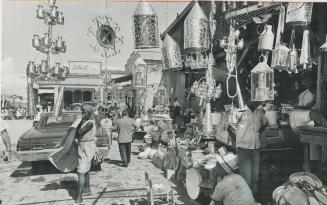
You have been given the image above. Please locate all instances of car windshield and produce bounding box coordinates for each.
[37,114,79,128]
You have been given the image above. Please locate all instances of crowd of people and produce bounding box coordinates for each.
[1,107,26,120]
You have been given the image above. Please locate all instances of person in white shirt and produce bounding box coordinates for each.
[100,112,112,149]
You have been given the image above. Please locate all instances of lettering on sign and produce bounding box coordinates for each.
[68,61,101,75]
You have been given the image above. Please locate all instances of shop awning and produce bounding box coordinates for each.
[38,89,54,94]
[111,74,132,84]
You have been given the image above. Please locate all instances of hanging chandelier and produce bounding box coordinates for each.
[27,0,68,82]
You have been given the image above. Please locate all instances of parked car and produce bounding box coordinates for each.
[16,112,111,168]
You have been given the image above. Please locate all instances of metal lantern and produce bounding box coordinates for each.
[35,64,41,76]
[37,5,45,19]
[27,61,36,76]
[56,36,63,48]
[43,33,50,47]
[251,56,274,101]
[286,3,313,26]
[271,44,289,71]
[61,66,69,78]
[57,12,64,24]
[162,34,182,70]
[41,60,48,74]
[51,5,58,19]
[133,1,159,49]
[184,1,209,52]
[60,41,66,52]
[32,35,41,48]
[53,62,61,76]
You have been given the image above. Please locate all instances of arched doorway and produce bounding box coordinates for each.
[73,90,82,103]
[83,91,92,102]
[64,90,73,108]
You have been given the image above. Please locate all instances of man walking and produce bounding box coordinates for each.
[116,110,138,167]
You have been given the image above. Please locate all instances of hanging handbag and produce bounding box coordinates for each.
[92,148,102,167]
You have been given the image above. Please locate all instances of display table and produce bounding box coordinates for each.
[298,126,327,172]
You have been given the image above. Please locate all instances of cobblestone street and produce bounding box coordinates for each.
[0,120,200,205]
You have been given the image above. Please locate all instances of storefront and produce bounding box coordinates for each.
[33,61,102,111]
[138,1,327,204]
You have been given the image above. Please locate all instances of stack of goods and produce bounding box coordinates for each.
[273,172,327,205]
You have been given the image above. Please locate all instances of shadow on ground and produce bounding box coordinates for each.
[10,161,63,177]
[41,178,78,200]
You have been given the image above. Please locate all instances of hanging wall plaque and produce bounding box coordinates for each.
[184,1,209,53]
[286,3,313,26]
[133,1,159,49]
[162,34,182,70]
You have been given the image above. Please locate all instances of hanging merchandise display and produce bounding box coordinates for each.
[184,1,209,53]
[251,56,274,101]
[162,34,182,70]
[271,5,290,71]
[133,1,159,49]
[299,30,311,69]
[258,24,275,52]
[288,30,298,73]
[286,3,313,26]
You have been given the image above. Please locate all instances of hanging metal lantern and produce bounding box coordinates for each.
[53,62,61,76]
[51,5,58,19]
[43,33,50,47]
[271,44,289,71]
[133,1,159,49]
[32,35,41,48]
[258,24,274,52]
[37,5,45,19]
[162,34,182,70]
[27,61,36,77]
[41,60,48,74]
[56,36,63,48]
[57,12,64,25]
[61,66,69,78]
[184,1,209,53]
[35,64,41,76]
[286,3,313,26]
[251,56,274,101]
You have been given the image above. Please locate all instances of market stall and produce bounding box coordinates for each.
[154,1,327,204]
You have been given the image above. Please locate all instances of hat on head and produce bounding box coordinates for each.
[82,105,93,113]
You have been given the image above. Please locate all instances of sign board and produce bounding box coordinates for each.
[68,61,102,76]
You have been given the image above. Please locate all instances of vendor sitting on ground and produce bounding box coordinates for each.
[210,160,256,205]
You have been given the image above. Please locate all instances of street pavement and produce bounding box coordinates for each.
[0,120,200,205]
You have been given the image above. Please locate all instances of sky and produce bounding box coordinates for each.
[1,0,188,98]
